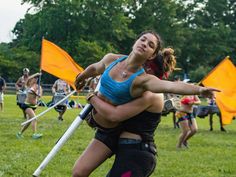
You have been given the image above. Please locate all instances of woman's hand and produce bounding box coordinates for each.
[199,87,221,99]
[75,73,86,90]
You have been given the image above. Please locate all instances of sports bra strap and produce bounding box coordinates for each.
[106,56,128,71]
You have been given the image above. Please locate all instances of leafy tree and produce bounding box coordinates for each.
[14,0,134,66]
[180,0,236,77]
[0,43,40,82]
[1,0,235,83]
[189,65,211,82]
[74,39,117,68]
[128,0,191,71]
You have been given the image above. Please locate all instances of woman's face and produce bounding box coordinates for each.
[132,33,158,60]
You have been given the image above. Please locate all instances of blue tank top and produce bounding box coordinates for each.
[99,56,145,105]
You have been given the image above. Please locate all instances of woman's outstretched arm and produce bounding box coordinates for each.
[141,74,220,98]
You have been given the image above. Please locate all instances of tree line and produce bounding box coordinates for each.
[0,0,235,83]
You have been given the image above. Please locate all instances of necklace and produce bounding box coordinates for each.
[120,59,140,78]
[121,71,128,78]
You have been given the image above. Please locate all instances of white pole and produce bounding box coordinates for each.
[33,103,93,177]
[21,90,76,126]
[32,80,101,176]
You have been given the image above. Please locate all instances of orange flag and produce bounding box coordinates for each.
[201,57,236,125]
[41,39,84,89]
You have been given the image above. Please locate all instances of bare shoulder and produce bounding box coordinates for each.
[102,53,126,67]
[135,74,158,85]
[128,73,147,96]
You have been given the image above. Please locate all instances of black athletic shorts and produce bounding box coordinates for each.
[19,103,37,111]
[54,105,66,113]
[94,129,121,154]
[106,138,157,177]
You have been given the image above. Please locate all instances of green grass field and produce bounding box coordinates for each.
[0,94,236,177]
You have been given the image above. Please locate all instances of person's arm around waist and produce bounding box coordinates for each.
[88,91,162,123]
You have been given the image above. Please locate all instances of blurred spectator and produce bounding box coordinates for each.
[15,68,30,118]
[163,75,181,128]
[207,98,226,132]
[172,75,181,128]
[88,76,100,92]
[16,72,43,139]
[15,68,30,91]
[176,94,201,148]
[52,79,71,121]
[0,75,6,111]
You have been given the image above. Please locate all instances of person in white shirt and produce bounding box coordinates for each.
[52,79,71,121]
[15,68,30,118]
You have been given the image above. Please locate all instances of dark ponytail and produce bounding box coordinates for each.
[144,47,176,79]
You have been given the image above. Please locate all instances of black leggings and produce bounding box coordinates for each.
[107,140,157,177]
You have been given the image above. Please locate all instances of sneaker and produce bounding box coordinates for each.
[32,133,43,139]
[16,132,23,139]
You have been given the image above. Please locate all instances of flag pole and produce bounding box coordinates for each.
[32,82,100,177]
[38,37,44,95]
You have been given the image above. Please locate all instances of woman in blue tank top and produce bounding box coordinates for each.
[75,30,218,129]
[73,30,219,177]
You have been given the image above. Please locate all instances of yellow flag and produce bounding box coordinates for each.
[201,57,236,125]
[41,39,84,89]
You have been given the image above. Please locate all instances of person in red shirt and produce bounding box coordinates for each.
[176,94,201,148]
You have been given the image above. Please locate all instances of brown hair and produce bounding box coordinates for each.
[162,47,176,73]
[144,47,176,79]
